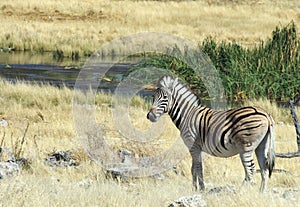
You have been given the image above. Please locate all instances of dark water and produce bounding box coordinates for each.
[0,63,79,87]
[0,51,154,96]
[0,52,124,86]
[0,51,82,86]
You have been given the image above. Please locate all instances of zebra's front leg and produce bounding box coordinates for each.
[191,150,205,191]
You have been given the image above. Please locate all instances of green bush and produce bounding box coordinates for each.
[133,22,300,104]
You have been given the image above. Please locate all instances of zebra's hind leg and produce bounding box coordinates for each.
[255,135,270,193]
[239,151,256,188]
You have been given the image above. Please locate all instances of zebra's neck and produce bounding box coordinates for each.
[168,82,200,128]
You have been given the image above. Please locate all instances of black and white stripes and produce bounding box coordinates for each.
[147,76,275,192]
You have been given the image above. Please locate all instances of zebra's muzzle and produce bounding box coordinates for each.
[147,111,158,122]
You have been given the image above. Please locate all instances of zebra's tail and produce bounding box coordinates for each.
[267,115,276,178]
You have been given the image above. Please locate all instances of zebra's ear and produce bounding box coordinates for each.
[166,77,177,91]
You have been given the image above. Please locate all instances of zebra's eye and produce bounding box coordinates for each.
[163,95,168,99]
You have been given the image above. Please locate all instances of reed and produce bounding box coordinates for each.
[133,22,300,103]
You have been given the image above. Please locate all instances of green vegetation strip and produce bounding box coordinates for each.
[132,22,299,103]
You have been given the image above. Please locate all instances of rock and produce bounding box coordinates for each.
[0,147,15,161]
[207,185,236,195]
[283,189,298,201]
[106,166,139,181]
[106,148,137,180]
[168,194,207,207]
[118,149,134,164]
[45,151,79,167]
[76,179,93,188]
[0,147,29,179]
[14,157,28,166]
[0,161,20,179]
[0,118,8,127]
[138,157,152,168]
[152,172,165,180]
[107,149,167,181]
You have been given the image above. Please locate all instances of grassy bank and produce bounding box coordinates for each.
[0,81,299,206]
[0,0,299,57]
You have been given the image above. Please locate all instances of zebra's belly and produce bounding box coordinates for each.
[202,143,239,158]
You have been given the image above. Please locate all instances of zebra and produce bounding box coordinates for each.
[146,76,275,192]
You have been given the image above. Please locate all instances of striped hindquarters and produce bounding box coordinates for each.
[195,106,271,157]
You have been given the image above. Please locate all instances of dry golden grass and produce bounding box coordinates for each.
[1,1,299,206]
[0,0,299,55]
[0,80,300,206]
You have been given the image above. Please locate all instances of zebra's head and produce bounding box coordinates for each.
[147,76,178,122]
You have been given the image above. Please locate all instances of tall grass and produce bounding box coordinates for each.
[0,80,299,206]
[0,0,299,56]
[203,21,299,103]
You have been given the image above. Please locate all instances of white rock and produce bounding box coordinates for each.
[0,161,20,179]
[0,118,8,127]
[169,194,207,207]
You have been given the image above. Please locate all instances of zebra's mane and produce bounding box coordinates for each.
[157,76,177,91]
[157,76,200,106]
